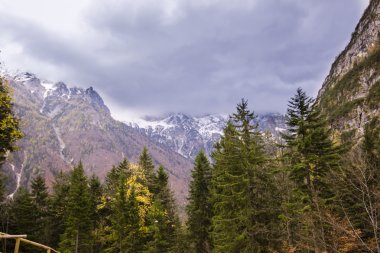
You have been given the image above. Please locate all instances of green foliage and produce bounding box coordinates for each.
[186,150,212,253]
[105,158,130,195]
[89,174,103,253]
[9,188,38,240]
[49,170,71,248]
[145,165,179,253]
[319,43,380,124]
[340,129,357,145]
[139,147,156,192]
[59,163,92,253]
[0,78,23,165]
[211,99,281,252]
[330,98,364,119]
[31,174,50,245]
[282,88,341,251]
[367,80,380,109]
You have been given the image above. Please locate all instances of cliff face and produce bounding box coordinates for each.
[0,72,193,206]
[317,0,380,144]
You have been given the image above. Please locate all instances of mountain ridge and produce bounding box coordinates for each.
[0,69,285,208]
[0,70,194,206]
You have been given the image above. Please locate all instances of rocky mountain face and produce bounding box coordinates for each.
[0,70,285,206]
[0,71,194,206]
[129,113,285,160]
[317,0,380,144]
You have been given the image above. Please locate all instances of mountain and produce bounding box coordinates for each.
[0,71,194,206]
[0,69,286,209]
[317,0,380,144]
[128,113,286,160]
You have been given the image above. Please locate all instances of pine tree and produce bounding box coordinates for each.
[144,165,179,253]
[124,187,143,252]
[106,158,131,195]
[49,170,71,248]
[89,174,102,253]
[139,147,156,192]
[8,188,38,240]
[31,174,49,208]
[31,174,50,245]
[101,159,149,253]
[211,99,281,252]
[109,174,130,252]
[60,163,92,253]
[0,78,23,165]
[282,88,340,251]
[186,150,212,253]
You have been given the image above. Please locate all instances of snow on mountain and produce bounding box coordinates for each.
[0,70,194,206]
[127,112,285,160]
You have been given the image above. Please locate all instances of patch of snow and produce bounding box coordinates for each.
[13,72,35,82]
[53,124,68,162]
[41,80,55,98]
[8,151,27,199]
[8,164,19,199]
[275,127,286,132]
[194,114,226,138]
[177,139,185,157]
[130,117,174,130]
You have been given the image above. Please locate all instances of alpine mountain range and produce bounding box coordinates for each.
[0,69,285,205]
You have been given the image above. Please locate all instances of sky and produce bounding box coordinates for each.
[0,0,369,120]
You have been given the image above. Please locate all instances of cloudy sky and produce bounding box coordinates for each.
[0,0,368,120]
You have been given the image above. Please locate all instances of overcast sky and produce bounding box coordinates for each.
[0,0,369,120]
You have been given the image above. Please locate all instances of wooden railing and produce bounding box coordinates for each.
[0,232,60,253]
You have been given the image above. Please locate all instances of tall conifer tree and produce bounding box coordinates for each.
[60,163,92,253]
[211,99,280,252]
[282,88,340,251]
[139,147,156,192]
[89,174,102,253]
[31,174,50,245]
[145,166,178,253]
[186,150,212,253]
[49,170,70,248]
[9,188,38,241]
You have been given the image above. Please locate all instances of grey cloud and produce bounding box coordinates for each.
[0,0,366,117]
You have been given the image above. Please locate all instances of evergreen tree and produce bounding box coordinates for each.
[0,78,23,165]
[282,88,340,251]
[8,188,38,240]
[89,174,102,253]
[186,150,212,253]
[49,170,71,248]
[31,174,50,245]
[60,163,92,253]
[106,158,131,195]
[109,174,130,252]
[144,165,179,253]
[31,174,49,208]
[211,99,281,252]
[139,147,156,192]
[101,159,149,253]
[124,187,143,252]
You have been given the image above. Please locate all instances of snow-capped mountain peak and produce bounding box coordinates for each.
[127,112,285,159]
